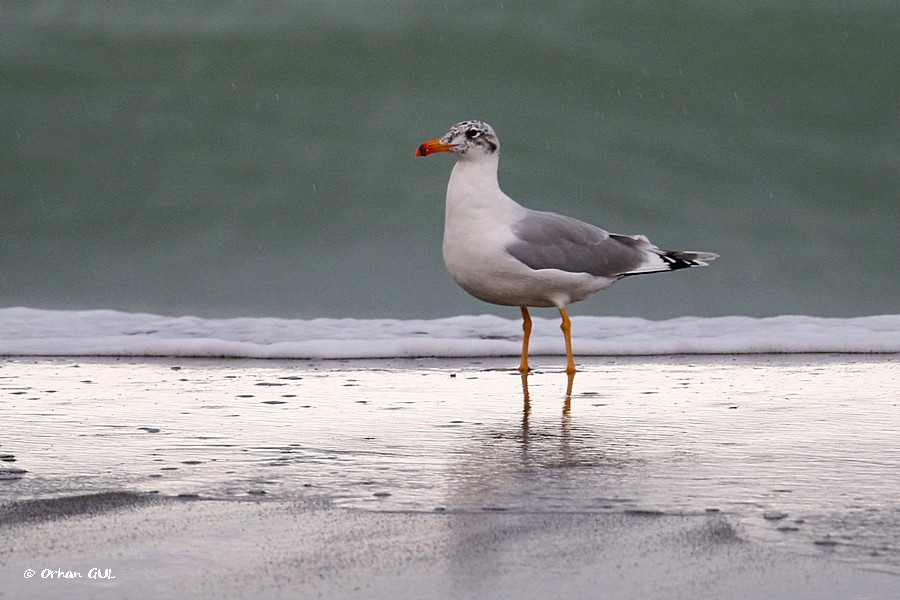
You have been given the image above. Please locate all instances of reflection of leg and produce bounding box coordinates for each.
[518,306,532,373]
[519,371,530,439]
[559,307,576,374]
[519,371,530,405]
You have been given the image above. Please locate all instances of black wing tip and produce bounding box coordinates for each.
[661,251,718,270]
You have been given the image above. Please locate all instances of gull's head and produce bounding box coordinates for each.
[415,120,499,159]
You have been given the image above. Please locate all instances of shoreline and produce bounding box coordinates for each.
[2,355,898,599]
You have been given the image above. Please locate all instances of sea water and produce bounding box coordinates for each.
[3,2,899,320]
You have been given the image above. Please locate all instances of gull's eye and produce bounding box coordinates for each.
[465,129,482,139]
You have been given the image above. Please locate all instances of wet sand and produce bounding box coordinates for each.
[0,491,897,600]
[1,356,898,599]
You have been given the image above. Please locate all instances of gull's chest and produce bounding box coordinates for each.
[441,181,522,268]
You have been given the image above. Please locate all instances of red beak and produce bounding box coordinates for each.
[415,138,456,157]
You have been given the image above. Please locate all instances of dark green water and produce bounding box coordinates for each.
[3,1,898,319]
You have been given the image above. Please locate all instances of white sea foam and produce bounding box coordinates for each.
[0,307,898,358]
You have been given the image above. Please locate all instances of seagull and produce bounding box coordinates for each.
[415,120,718,374]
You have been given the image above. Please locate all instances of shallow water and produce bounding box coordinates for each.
[1,356,898,574]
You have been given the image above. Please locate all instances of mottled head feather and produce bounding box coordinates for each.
[440,120,500,156]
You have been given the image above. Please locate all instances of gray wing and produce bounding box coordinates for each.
[506,211,650,278]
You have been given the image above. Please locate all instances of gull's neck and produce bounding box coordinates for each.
[446,154,518,213]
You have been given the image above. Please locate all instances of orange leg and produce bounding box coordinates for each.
[518,306,532,373]
[559,307,576,374]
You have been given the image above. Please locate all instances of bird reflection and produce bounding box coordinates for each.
[517,370,575,452]
[444,369,610,595]
[519,370,575,416]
